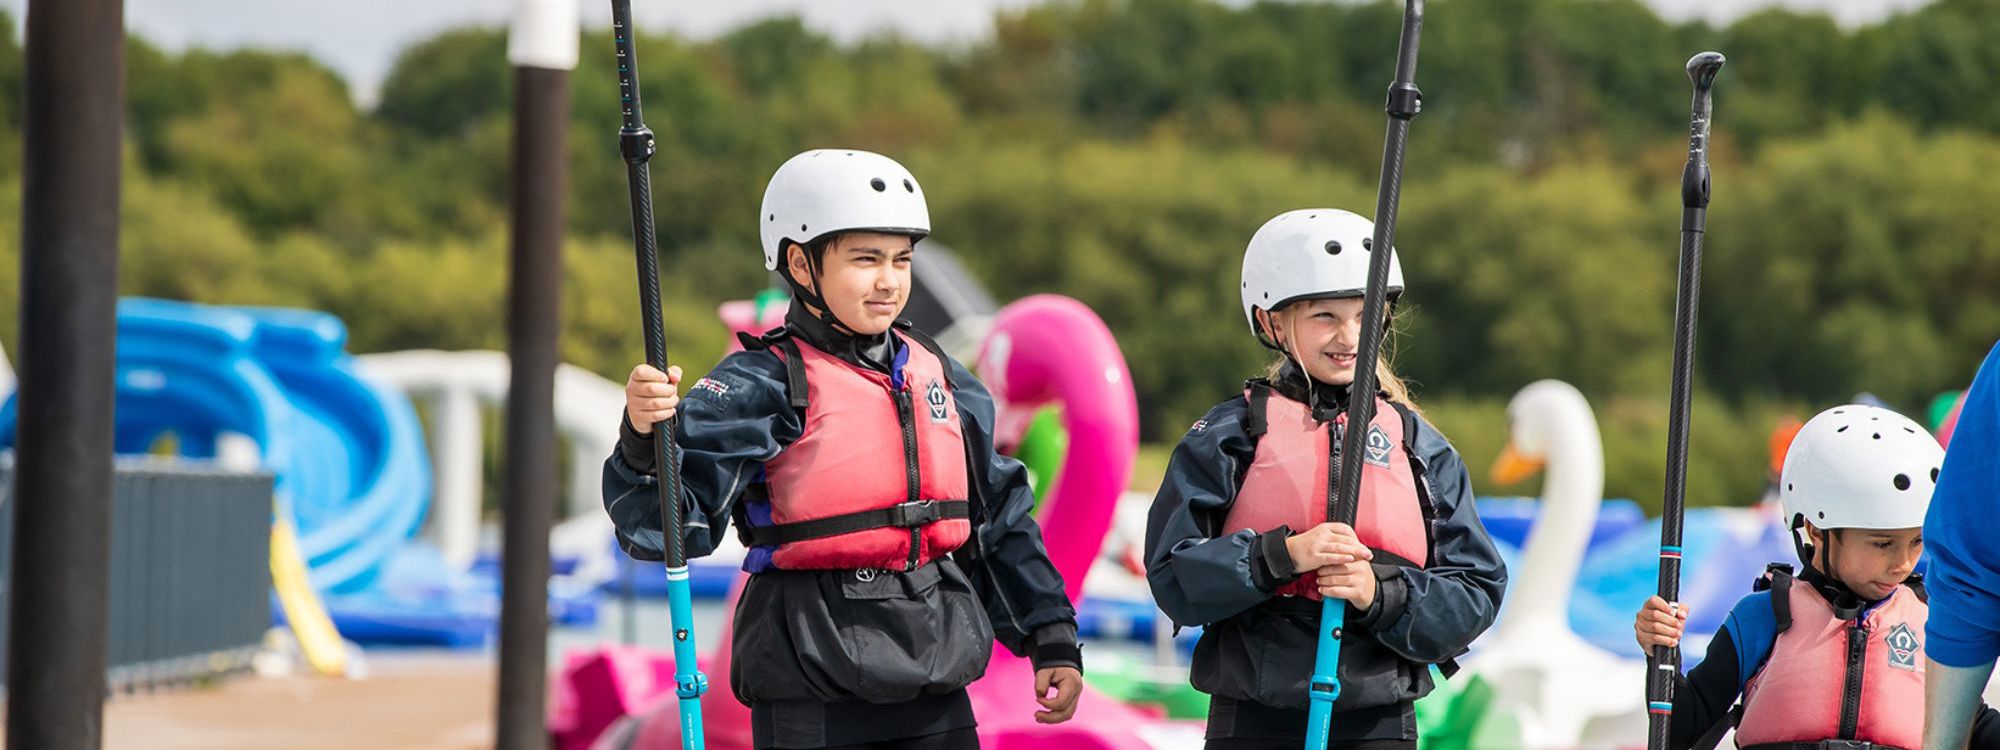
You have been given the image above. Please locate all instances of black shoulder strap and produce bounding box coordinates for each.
[1762,563,1794,634]
[772,337,809,410]
[736,325,809,410]
[1393,398,1420,455]
[1690,704,1744,750]
[1243,380,1271,441]
[1905,573,1928,604]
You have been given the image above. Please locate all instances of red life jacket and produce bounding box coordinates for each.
[739,328,973,572]
[1730,566,1927,750]
[1221,382,1433,600]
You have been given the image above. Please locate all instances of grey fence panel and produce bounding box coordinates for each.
[0,460,274,691]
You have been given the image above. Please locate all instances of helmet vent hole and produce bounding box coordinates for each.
[1837,425,1849,433]
[1873,433,1882,440]
[904,179,915,193]
[1904,427,1915,434]
[1818,511,1826,520]
[1362,238,1374,251]
[1894,474,1912,491]
[801,224,808,232]
[1835,409,1845,414]
[768,214,775,221]
[1787,483,1793,491]
[1325,240,1343,256]
[871,178,887,192]
[1932,467,1941,482]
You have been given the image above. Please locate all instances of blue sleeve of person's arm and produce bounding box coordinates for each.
[1926,339,2000,668]
[1724,590,1777,689]
[600,351,798,561]
[1363,415,1508,662]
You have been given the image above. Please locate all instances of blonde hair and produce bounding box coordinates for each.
[1261,305,1422,415]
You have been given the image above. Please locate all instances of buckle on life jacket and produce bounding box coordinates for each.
[887,499,943,527]
[742,499,970,547]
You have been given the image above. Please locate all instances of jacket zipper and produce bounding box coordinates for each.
[1839,617,1868,739]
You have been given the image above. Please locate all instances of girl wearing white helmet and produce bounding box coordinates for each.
[1144,209,1507,749]
[1635,404,2000,750]
[604,150,1082,749]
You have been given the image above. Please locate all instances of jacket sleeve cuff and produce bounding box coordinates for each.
[618,412,657,476]
[1029,622,1083,673]
[1356,562,1409,629]
[1251,525,1298,591]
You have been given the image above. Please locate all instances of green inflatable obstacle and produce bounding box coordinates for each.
[1414,668,1525,750]
[1084,655,1529,743]
[1083,650,1211,719]
[1016,407,1067,510]
[1929,389,1966,432]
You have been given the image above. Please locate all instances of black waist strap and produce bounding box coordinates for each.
[744,499,970,547]
[1742,742,1911,750]
[1371,548,1419,569]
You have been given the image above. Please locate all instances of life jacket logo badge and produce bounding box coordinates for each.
[1364,424,1393,468]
[1885,622,1920,671]
[926,379,950,423]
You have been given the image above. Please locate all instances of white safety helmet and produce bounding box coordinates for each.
[1780,404,1944,531]
[1240,209,1405,342]
[758,149,930,271]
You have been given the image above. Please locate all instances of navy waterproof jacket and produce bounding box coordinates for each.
[1145,367,1505,740]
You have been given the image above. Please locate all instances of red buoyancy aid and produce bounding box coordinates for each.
[747,331,973,571]
[1221,382,1432,600]
[1735,571,1927,750]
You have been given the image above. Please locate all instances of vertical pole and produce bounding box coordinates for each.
[496,0,577,747]
[9,0,125,746]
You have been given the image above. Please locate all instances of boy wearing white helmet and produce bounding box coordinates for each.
[605,150,1082,749]
[1635,404,2000,750]
[1145,209,1507,748]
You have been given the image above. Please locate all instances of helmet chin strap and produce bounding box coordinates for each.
[1793,515,1872,614]
[1264,308,1322,409]
[1283,315,1324,412]
[785,241,859,334]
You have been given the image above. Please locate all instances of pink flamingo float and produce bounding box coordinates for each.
[552,294,1189,749]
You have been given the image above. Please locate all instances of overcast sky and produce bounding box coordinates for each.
[0,0,1937,105]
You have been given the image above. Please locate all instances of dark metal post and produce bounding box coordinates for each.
[9,0,125,745]
[497,1,577,747]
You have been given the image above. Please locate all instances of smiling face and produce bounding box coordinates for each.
[786,231,916,335]
[1261,296,1365,386]
[1807,521,1924,600]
